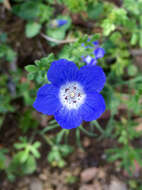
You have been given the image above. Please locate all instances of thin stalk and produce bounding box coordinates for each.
[56,129,67,144]
[79,125,96,137]
[76,127,83,149]
[41,124,59,135]
[40,133,53,147]
[93,120,104,134]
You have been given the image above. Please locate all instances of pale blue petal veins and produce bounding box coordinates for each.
[33,84,61,115]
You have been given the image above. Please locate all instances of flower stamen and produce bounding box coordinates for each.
[59,82,86,110]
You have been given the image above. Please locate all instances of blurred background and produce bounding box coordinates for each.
[0,0,142,189]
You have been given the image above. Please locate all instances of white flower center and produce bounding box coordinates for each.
[85,56,92,64]
[59,82,86,110]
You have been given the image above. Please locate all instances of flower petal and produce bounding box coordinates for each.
[83,55,97,65]
[47,59,80,87]
[94,47,105,59]
[80,92,106,121]
[54,107,82,129]
[33,84,60,115]
[80,65,106,92]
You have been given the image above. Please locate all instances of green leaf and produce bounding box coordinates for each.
[88,2,104,19]
[30,146,41,159]
[0,33,7,42]
[102,20,115,36]
[23,155,37,174]
[8,152,36,175]
[12,1,41,20]
[25,22,41,38]
[33,142,41,149]
[139,31,142,48]
[130,33,138,45]
[25,65,37,72]
[59,145,73,157]
[27,73,34,80]
[47,29,66,41]
[128,65,138,76]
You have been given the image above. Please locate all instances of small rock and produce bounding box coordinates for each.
[101,154,107,160]
[108,177,127,190]
[93,181,103,190]
[83,137,91,147]
[81,167,98,183]
[97,167,106,182]
[18,177,30,188]
[77,148,86,159]
[21,188,28,190]
[30,178,43,190]
[79,184,95,190]
[135,118,142,132]
[39,174,47,181]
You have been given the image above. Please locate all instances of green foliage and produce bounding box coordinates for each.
[6,137,41,180]
[12,0,53,38]
[87,1,104,20]
[57,0,86,12]
[46,15,72,45]
[19,109,39,133]
[0,32,16,62]
[106,117,142,173]
[0,44,16,62]
[12,1,53,22]
[0,149,8,170]
[0,75,15,114]
[48,144,73,168]
[58,34,100,63]
[25,53,55,84]
[25,22,41,38]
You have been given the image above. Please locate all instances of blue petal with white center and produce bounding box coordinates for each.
[47,59,81,87]
[55,108,82,129]
[80,65,106,93]
[79,92,105,121]
[33,84,61,115]
[34,59,106,129]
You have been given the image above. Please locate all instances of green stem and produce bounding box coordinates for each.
[76,127,83,149]
[79,125,96,137]
[64,130,70,144]
[56,129,67,144]
[41,124,59,135]
[40,133,53,146]
[93,120,104,134]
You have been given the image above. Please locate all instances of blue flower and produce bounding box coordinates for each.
[33,59,106,129]
[94,47,105,59]
[83,40,105,66]
[83,55,97,66]
[50,19,68,28]
[57,19,68,27]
